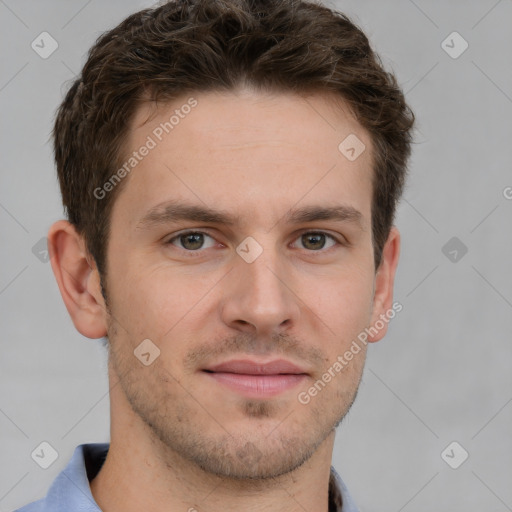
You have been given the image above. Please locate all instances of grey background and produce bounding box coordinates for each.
[1,0,511,511]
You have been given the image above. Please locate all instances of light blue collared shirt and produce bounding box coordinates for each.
[14,443,359,512]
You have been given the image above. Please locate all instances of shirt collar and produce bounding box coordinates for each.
[329,464,360,512]
[18,443,358,512]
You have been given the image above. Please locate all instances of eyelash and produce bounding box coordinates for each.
[165,230,345,256]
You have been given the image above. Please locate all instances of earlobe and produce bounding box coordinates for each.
[47,220,108,339]
[367,226,401,343]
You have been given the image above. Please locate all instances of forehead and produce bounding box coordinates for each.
[113,88,373,230]
[132,88,367,149]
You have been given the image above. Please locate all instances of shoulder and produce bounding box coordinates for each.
[12,443,109,512]
[13,498,44,512]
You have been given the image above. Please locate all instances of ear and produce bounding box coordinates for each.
[47,220,108,339]
[367,226,401,343]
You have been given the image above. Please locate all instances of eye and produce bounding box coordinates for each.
[167,231,218,251]
[291,231,340,251]
[165,230,342,255]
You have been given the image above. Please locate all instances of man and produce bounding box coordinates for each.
[16,0,414,510]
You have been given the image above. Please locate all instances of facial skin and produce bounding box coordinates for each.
[48,87,400,512]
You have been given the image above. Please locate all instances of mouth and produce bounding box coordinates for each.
[201,358,309,398]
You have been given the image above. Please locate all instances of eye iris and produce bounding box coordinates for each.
[302,233,325,250]
[181,233,204,250]
[177,233,329,251]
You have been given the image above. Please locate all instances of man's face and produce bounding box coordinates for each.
[103,88,378,479]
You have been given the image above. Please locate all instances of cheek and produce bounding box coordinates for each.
[109,261,221,340]
[306,266,374,337]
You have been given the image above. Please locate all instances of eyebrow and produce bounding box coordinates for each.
[135,200,363,231]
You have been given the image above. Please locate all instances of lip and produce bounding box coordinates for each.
[202,358,309,398]
[203,358,308,375]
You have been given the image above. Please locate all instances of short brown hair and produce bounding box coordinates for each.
[53,0,414,286]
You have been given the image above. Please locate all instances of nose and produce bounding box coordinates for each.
[220,241,300,338]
